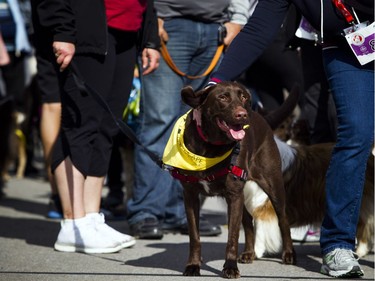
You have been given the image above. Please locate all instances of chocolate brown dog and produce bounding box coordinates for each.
[162,82,299,278]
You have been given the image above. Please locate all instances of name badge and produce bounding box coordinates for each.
[344,21,375,65]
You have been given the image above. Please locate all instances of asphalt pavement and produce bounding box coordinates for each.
[0,176,374,281]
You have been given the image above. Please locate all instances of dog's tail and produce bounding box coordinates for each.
[263,84,300,130]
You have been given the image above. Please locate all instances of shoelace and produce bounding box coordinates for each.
[334,249,359,264]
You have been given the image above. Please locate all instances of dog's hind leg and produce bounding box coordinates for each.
[182,187,202,276]
[238,207,256,263]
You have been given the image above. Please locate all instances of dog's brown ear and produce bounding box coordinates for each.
[181,85,211,108]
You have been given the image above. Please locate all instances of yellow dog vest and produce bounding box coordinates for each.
[162,111,233,171]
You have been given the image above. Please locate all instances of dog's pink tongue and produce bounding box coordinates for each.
[229,129,245,140]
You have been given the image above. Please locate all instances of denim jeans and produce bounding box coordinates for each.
[127,18,221,226]
[320,46,374,255]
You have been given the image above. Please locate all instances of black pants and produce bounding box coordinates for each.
[52,29,137,176]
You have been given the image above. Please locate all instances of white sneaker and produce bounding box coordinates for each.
[290,225,309,242]
[87,213,136,249]
[321,248,364,277]
[291,225,320,242]
[54,216,123,254]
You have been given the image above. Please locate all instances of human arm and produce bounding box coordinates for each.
[158,18,168,43]
[31,0,76,70]
[139,0,160,74]
[53,41,75,72]
[141,47,160,75]
[224,0,251,47]
[212,0,289,82]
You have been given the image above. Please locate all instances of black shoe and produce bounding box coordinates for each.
[130,217,164,239]
[163,217,222,236]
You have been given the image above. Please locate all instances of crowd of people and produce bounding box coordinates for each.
[0,0,373,278]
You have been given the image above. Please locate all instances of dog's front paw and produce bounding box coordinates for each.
[282,249,296,265]
[183,265,201,276]
[238,250,255,264]
[222,260,240,279]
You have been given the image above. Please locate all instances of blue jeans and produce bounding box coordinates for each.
[127,18,221,226]
[320,46,374,255]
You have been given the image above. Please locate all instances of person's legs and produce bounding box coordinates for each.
[127,37,186,237]
[164,20,223,235]
[40,102,62,217]
[100,137,126,220]
[127,18,222,238]
[320,47,374,277]
[40,103,61,193]
[54,157,86,219]
[99,30,137,221]
[54,158,126,254]
[36,53,62,218]
[54,30,137,253]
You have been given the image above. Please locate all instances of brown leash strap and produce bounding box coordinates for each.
[160,40,224,80]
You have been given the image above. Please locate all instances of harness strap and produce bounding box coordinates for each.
[170,167,230,183]
[167,142,248,183]
[169,165,247,183]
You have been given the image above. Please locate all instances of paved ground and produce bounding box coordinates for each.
[0,176,374,281]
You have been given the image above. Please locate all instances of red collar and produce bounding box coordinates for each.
[193,108,226,145]
[195,124,226,145]
[169,164,247,183]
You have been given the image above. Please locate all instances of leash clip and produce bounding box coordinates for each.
[162,163,174,171]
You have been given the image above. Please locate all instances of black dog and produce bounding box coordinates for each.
[162,82,299,278]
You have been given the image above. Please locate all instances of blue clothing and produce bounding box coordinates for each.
[0,0,31,54]
[320,46,374,254]
[126,18,221,225]
[210,0,374,256]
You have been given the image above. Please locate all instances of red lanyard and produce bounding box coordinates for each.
[332,0,355,24]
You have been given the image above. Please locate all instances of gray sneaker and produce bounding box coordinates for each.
[320,248,364,278]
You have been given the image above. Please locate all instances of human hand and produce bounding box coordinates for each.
[223,22,243,48]
[53,41,75,72]
[141,48,160,75]
[158,18,169,43]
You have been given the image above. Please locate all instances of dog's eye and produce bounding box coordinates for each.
[240,94,248,102]
[218,94,228,101]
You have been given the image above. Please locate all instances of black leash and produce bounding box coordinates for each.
[69,62,163,168]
